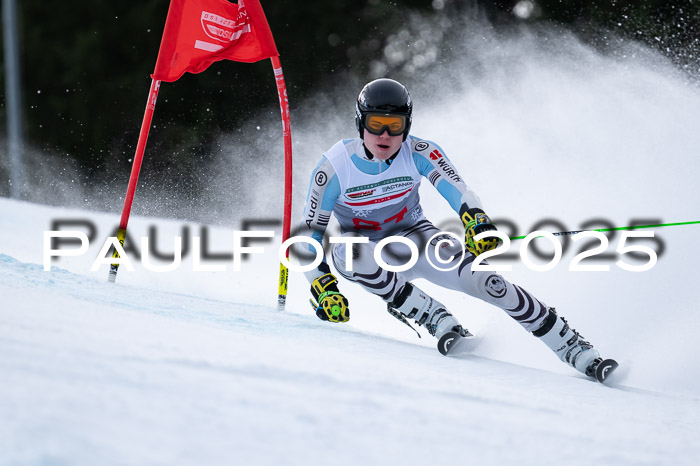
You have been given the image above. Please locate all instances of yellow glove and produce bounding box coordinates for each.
[460,206,500,256]
[310,273,349,323]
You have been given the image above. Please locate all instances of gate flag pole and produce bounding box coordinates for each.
[108,78,161,283]
[107,0,283,287]
[270,56,293,310]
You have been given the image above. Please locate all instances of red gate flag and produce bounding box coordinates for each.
[152,0,279,82]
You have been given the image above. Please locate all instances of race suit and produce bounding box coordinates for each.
[296,135,548,332]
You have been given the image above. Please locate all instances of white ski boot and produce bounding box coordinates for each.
[388,282,470,340]
[533,308,608,379]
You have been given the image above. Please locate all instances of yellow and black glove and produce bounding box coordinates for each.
[310,273,350,323]
[460,206,500,257]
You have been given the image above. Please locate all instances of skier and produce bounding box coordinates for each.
[297,78,617,382]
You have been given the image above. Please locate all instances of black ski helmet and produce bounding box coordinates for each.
[355,78,413,141]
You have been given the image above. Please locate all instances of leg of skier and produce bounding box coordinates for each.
[332,223,609,379]
[331,233,470,340]
[408,223,607,378]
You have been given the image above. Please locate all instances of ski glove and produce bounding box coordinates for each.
[310,273,350,323]
[460,206,500,257]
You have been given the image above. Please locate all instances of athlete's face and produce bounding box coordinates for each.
[363,129,403,160]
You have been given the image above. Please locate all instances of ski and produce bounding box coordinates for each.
[437,330,474,356]
[594,358,619,384]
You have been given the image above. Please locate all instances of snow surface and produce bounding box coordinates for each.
[3,20,700,466]
[2,197,699,466]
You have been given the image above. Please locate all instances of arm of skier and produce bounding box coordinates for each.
[295,156,350,322]
[410,138,499,256]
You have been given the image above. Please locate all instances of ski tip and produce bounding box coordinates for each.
[437,331,461,356]
[595,358,619,384]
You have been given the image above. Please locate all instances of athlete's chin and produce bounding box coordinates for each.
[371,146,394,159]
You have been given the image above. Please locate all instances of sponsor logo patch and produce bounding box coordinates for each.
[201,11,240,42]
[415,141,429,151]
[347,189,375,199]
[315,171,328,186]
[475,213,489,225]
[436,158,462,182]
[305,190,319,228]
[344,177,415,206]
[196,8,252,52]
[485,274,507,298]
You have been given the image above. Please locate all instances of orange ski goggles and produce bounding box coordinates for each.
[362,113,408,136]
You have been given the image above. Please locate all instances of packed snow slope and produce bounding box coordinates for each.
[4,17,700,466]
[1,197,699,466]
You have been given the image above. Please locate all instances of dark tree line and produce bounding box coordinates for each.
[1,0,698,202]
